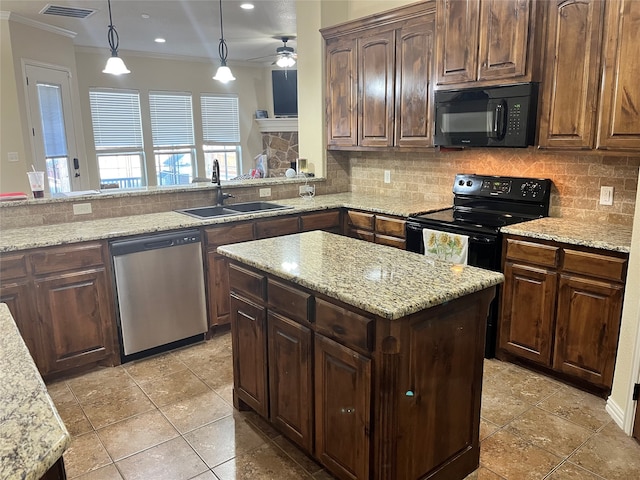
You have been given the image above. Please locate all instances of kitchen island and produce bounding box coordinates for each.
[217,231,504,480]
[0,303,70,480]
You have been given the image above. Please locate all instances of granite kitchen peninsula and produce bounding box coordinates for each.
[217,231,504,480]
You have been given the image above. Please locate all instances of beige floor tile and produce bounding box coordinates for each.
[568,421,640,479]
[545,461,604,480]
[537,386,611,432]
[96,410,179,461]
[481,380,531,426]
[123,352,188,383]
[159,389,233,433]
[56,402,93,437]
[172,336,230,365]
[188,472,217,480]
[73,463,123,480]
[138,369,210,407]
[81,385,155,429]
[463,466,506,479]
[184,413,269,468]
[115,437,208,480]
[190,355,234,391]
[212,441,312,480]
[67,367,137,404]
[479,429,562,480]
[497,367,563,405]
[483,358,512,378]
[479,418,500,441]
[215,383,234,405]
[62,432,112,479]
[506,407,593,457]
[46,381,76,407]
[272,435,324,475]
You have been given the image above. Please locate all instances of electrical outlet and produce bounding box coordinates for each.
[72,203,92,215]
[384,170,391,184]
[599,186,614,206]
[7,152,19,162]
[259,188,271,198]
[299,185,314,195]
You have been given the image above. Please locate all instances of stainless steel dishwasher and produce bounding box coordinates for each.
[110,229,207,361]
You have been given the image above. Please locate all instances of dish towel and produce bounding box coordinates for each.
[422,228,469,265]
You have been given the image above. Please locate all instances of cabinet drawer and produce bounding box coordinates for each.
[268,279,313,323]
[350,229,375,242]
[505,239,559,267]
[346,210,374,230]
[205,222,254,247]
[375,234,406,250]
[229,263,266,303]
[375,215,405,238]
[315,298,374,352]
[300,210,341,232]
[0,253,28,280]
[30,243,104,275]
[255,216,300,239]
[562,249,627,283]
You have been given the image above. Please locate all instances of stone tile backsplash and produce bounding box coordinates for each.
[348,149,639,226]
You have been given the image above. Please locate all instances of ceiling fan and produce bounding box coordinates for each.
[249,36,297,67]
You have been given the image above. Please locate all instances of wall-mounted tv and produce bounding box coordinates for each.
[272,70,298,118]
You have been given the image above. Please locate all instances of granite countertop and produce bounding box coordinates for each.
[217,231,504,320]
[501,217,633,253]
[0,304,70,480]
[0,193,450,253]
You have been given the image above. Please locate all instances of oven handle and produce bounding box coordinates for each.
[406,223,496,244]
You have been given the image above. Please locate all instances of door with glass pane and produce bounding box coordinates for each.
[25,64,84,193]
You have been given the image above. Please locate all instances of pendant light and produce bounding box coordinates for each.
[213,0,235,83]
[103,0,130,75]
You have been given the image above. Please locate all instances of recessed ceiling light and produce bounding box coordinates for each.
[155,38,166,43]
[141,13,150,19]
[240,3,255,10]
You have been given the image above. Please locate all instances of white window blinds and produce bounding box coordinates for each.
[149,92,194,147]
[89,90,143,149]
[201,94,240,143]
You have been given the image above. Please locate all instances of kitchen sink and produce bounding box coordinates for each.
[176,201,293,219]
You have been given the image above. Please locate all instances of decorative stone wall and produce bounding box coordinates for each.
[262,132,299,177]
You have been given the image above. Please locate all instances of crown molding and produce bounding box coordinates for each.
[1,12,76,38]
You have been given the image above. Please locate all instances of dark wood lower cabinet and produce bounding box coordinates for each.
[40,457,67,480]
[315,334,371,480]
[228,260,495,480]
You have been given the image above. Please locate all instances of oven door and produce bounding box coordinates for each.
[406,221,501,271]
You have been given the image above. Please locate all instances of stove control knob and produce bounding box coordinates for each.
[466,180,473,187]
[458,180,465,186]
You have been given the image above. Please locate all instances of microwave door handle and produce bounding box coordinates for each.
[494,102,507,139]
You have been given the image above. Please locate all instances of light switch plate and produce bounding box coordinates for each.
[599,186,614,206]
[73,203,92,215]
[259,188,271,198]
[384,170,391,184]
[7,152,19,162]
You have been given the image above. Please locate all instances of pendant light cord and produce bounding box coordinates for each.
[217,0,229,64]
[106,0,119,55]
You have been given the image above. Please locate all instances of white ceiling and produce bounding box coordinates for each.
[1,0,297,65]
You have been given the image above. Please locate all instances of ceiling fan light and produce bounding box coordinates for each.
[103,55,130,75]
[213,65,236,83]
[276,56,296,68]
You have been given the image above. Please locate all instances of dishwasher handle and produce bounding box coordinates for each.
[110,229,201,256]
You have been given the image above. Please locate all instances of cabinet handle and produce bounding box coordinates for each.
[332,324,345,335]
[237,310,255,322]
[340,407,355,414]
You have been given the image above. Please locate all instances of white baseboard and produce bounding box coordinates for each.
[606,397,627,433]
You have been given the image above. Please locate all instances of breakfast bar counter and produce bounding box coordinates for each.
[217,231,503,480]
[0,303,70,480]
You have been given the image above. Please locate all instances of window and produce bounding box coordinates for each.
[201,94,241,180]
[149,91,196,185]
[89,89,145,188]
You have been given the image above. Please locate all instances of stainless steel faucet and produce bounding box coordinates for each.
[211,158,232,205]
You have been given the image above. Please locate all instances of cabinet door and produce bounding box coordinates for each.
[315,334,371,480]
[538,0,605,148]
[436,0,480,85]
[499,262,557,365]
[255,216,299,240]
[267,312,313,451]
[207,252,231,327]
[553,274,624,388]
[395,16,435,147]
[326,37,358,147]
[0,281,44,369]
[358,29,395,147]
[35,268,116,375]
[230,293,268,417]
[477,0,532,81]
[597,0,640,149]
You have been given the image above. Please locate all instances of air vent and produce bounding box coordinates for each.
[40,4,96,19]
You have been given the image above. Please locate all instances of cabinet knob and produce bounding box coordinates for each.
[405,390,414,397]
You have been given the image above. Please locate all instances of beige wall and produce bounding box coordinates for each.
[347,0,417,19]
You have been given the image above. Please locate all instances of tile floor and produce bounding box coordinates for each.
[46,331,640,480]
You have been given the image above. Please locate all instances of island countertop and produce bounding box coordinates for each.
[0,192,450,253]
[0,303,70,480]
[217,230,504,320]
[501,217,633,253]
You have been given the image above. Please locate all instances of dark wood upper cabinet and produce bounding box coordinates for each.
[596,0,640,150]
[326,37,358,147]
[436,0,540,87]
[538,0,606,149]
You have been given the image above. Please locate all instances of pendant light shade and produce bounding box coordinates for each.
[103,0,130,75]
[213,0,235,82]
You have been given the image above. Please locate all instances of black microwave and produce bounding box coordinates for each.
[434,83,538,148]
